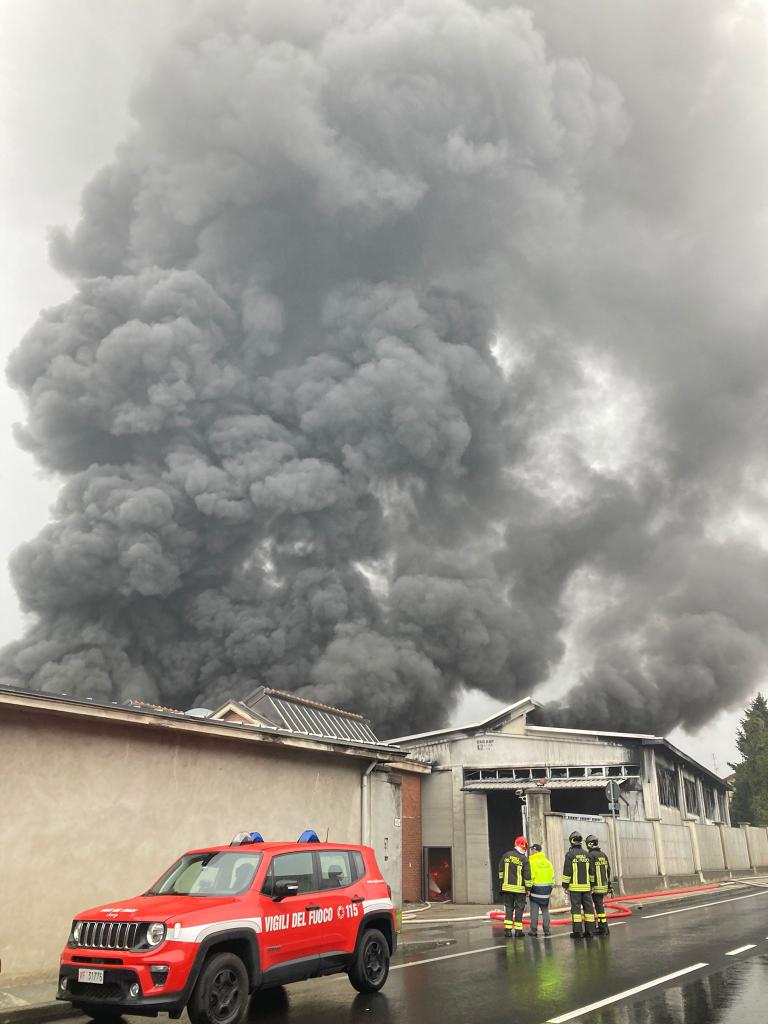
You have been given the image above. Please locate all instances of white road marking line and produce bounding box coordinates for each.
[725,944,756,956]
[392,924,627,971]
[546,962,709,1024]
[643,889,768,919]
[404,915,493,924]
[391,944,503,969]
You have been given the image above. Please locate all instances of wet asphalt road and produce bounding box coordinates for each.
[116,884,768,1024]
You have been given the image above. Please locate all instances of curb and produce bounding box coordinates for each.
[1,1003,82,1024]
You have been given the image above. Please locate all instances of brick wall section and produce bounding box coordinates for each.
[401,772,423,902]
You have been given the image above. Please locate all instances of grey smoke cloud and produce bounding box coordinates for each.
[3,0,767,736]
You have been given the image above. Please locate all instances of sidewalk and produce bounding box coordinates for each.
[0,978,78,1024]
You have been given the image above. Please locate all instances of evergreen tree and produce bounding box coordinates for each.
[730,694,768,826]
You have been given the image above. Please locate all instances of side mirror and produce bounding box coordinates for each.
[273,880,299,902]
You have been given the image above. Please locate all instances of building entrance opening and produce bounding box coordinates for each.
[486,792,524,900]
[425,848,452,902]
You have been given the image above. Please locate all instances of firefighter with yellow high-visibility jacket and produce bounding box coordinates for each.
[586,834,612,935]
[561,831,596,939]
[498,836,532,938]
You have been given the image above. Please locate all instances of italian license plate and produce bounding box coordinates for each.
[78,969,104,984]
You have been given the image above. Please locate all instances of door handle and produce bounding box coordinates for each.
[351,896,364,904]
[305,904,321,911]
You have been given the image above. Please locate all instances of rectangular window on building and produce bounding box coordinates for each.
[703,786,717,820]
[657,766,679,808]
[683,778,700,816]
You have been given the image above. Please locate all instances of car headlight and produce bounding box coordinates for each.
[71,921,82,944]
[146,923,166,947]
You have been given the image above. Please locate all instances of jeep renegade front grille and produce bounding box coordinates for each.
[74,921,140,950]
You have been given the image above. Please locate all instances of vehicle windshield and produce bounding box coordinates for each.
[145,851,262,897]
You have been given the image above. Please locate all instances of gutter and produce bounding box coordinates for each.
[361,760,378,846]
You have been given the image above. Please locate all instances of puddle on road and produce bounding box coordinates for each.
[595,954,768,1023]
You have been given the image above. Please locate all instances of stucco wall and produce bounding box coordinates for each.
[2,707,367,983]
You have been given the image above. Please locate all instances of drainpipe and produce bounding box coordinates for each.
[361,761,378,846]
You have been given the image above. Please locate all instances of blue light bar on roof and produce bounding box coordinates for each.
[230,831,265,846]
[297,829,319,843]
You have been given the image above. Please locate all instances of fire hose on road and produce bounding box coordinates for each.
[487,883,722,927]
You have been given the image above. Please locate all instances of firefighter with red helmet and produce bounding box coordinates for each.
[561,831,596,939]
[498,836,532,938]
[586,834,612,935]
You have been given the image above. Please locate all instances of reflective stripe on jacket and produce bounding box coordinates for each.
[498,850,532,893]
[528,851,554,903]
[588,848,612,894]
[561,847,593,892]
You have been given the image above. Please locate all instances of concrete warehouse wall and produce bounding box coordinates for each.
[720,825,751,871]
[659,823,696,876]
[695,824,726,871]
[742,825,768,869]
[615,820,658,878]
[1,706,370,983]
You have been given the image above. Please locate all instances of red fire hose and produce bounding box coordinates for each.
[487,883,721,927]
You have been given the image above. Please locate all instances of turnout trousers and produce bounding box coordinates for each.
[568,890,596,936]
[593,893,609,933]
[503,892,527,934]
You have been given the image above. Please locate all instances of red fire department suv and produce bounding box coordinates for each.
[58,831,397,1024]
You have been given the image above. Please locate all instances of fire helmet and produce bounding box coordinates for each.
[585,835,600,849]
[568,831,583,846]
[514,836,528,852]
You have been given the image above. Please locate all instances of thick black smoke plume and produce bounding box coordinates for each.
[3,0,767,736]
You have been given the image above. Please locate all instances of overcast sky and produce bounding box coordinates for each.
[1,0,763,769]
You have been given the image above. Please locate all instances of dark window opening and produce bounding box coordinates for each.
[703,786,717,821]
[683,778,700,816]
[657,766,679,808]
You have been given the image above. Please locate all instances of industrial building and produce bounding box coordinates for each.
[390,697,742,904]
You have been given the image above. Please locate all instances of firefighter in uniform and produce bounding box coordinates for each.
[586,834,612,935]
[498,836,532,938]
[561,831,596,939]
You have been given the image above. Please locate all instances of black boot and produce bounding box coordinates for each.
[570,932,582,940]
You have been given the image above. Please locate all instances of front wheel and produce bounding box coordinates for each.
[348,928,390,993]
[187,952,249,1024]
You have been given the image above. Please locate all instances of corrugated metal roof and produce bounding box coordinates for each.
[268,694,379,744]
[462,778,625,792]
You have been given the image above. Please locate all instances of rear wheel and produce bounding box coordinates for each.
[187,952,249,1024]
[348,928,390,993]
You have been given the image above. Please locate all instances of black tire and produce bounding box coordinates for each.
[83,1014,124,1024]
[187,952,249,1024]
[348,928,390,994]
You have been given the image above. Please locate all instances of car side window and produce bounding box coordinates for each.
[317,851,353,889]
[351,851,365,882]
[267,851,315,895]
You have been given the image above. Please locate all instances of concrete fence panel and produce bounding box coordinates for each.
[659,823,695,875]
[616,819,659,878]
[720,826,751,871]
[695,824,726,871]
[743,826,768,868]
